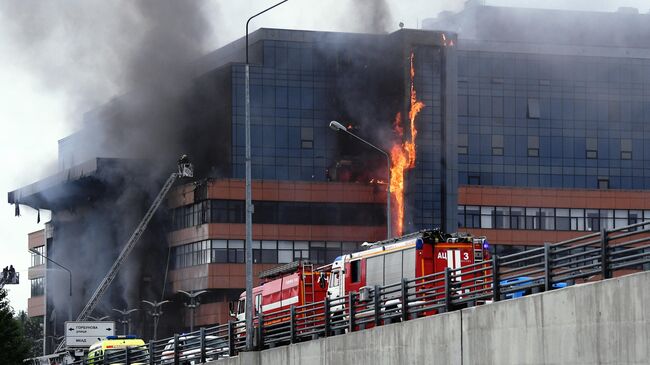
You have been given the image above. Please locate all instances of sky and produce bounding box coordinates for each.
[1,0,648,314]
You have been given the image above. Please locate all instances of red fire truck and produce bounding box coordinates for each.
[326,229,491,313]
[232,261,327,324]
[233,230,490,324]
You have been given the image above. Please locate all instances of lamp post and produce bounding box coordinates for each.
[329,121,392,239]
[244,0,289,351]
[28,249,72,297]
[112,308,139,335]
[142,300,169,340]
[178,290,207,332]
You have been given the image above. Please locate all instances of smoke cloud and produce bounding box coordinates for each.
[1,0,215,339]
[347,0,393,33]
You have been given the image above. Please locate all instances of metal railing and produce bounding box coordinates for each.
[68,221,650,364]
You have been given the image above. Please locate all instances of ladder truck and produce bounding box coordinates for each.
[53,157,194,354]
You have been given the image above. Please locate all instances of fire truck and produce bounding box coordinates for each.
[233,230,489,323]
[326,229,491,313]
[232,261,327,324]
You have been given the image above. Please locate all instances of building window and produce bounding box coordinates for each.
[492,135,504,156]
[468,175,481,185]
[525,208,540,230]
[527,98,541,119]
[495,207,510,229]
[598,177,609,189]
[457,205,648,232]
[528,136,539,157]
[301,127,313,149]
[457,205,465,227]
[540,208,555,230]
[171,239,360,269]
[586,138,598,159]
[30,277,44,296]
[465,206,480,228]
[510,207,525,229]
[621,139,632,160]
[30,246,45,267]
[172,200,386,230]
[458,134,468,155]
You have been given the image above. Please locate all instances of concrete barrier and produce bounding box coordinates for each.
[210,271,650,365]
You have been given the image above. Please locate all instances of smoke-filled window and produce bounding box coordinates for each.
[171,200,385,230]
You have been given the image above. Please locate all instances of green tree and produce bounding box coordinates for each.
[16,310,44,358]
[0,288,30,364]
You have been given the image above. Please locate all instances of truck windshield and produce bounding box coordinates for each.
[237,299,245,314]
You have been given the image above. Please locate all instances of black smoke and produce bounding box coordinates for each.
[1,0,216,342]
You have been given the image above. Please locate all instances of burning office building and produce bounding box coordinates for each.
[10,26,455,352]
[12,2,650,355]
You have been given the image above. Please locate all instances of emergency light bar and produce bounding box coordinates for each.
[106,335,137,340]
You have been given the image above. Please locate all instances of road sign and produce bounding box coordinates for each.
[65,321,115,348]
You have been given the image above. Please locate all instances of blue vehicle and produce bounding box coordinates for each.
[499,276,567,299]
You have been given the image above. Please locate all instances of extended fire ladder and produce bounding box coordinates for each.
[54,161,193,353]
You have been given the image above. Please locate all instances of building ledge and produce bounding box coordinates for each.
[7,158,148,210]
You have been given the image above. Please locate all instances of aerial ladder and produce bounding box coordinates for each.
[54,157,193,353]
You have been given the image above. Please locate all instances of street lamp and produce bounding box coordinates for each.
[178,290,207,332]
[329,121,392,239]
[112,308,139,335]
[244,0,289,351]
[28,249,72,297]
[142,300,169,341]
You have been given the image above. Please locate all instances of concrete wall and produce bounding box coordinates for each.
[210,271,650,365]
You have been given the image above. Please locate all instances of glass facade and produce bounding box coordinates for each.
[458,205,649,231]
[231,40,337,181]
[170,199,385,231]
[171,239,360,268]
[458,51,650,189]
[409,45,447,231]
[226,33,454,232]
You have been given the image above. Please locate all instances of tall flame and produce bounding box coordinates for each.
[390,52,425,236]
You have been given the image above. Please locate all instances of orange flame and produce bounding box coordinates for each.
[390,52,425,236]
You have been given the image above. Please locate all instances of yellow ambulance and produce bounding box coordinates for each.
[87,335,148,364]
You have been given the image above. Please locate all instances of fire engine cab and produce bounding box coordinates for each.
[326,229,490,307]
[232,261,327,322]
